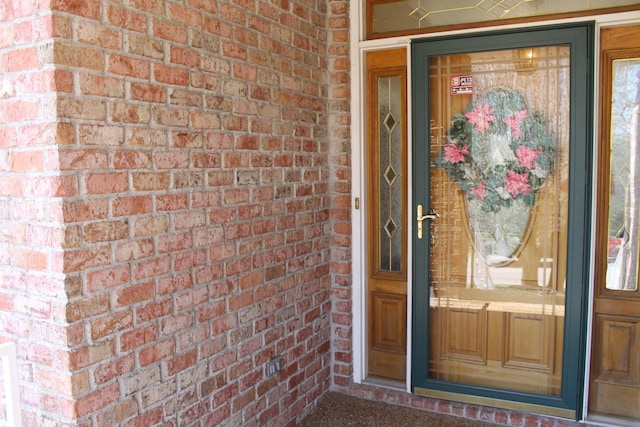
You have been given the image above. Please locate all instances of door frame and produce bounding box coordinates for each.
[348,4,640,421]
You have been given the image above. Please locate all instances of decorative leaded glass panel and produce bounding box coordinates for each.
[379,76,403,272]
[370,0,640,37]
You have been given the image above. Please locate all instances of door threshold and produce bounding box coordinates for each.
[585,414,640,427]
[415,387,575,420]
[363,376,406,392]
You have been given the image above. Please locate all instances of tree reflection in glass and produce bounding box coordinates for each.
[606,59,640,290]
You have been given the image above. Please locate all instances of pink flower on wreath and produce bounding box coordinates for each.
[504,171,531,197]
[465,103,495,132]
[503,109,528,139]
[472,183,487,200]
[515,145,538,169]
[443,143,469,164]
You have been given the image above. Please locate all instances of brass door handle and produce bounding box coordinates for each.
[417,204,438,239]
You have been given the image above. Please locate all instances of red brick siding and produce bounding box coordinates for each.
[1,0,333,426]
[0,3,75,426]
[325,0,352,391]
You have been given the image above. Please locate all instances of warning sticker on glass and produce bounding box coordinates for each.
[451,75,473,95]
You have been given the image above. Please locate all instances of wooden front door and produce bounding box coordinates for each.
[411,25,592,417]
[589,24,640,421]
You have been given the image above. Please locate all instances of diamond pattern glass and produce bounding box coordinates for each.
[379,75,403,272]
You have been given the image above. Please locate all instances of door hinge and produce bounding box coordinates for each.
[355,197,360,209]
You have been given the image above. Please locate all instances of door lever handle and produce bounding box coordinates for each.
[417,204,438,239]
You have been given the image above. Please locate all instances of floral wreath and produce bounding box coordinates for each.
[436,89,555,213]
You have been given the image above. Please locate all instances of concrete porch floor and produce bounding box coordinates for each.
[297,392,498,426]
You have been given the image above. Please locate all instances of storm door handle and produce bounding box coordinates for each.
[416,204,438,239]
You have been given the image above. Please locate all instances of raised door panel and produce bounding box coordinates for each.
[503,313,555,372]
[370,292,407,351]
[439,303,487,364]
[592,315,640,385]
[591,315,640,417]
[429,299,563,395]
[369,292,407,379]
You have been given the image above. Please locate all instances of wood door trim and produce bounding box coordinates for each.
[595,28,640,298]
[365,48,408,381]
[367,62,408,281]
[589,24,640,420]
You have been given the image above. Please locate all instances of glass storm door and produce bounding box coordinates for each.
[411,25,592,417]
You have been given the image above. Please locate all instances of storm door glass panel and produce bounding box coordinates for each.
[427,45,570,396]
[379,76,403,272]
[605,58,640,291]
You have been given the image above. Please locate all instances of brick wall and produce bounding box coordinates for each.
[324,0,352,391]
[0,2,77,425]
[0,0,343,425]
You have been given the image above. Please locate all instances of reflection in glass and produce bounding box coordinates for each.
[379,76,403,272]
[606,58,640,291]
[467,198,530,266]
[437,87,556,273]
[427,45,570,396]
